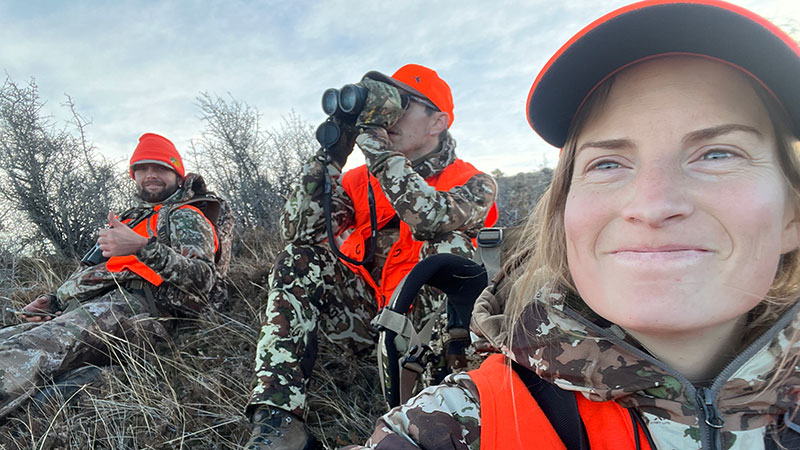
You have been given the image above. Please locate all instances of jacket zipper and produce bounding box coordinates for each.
[697,387,724,450]
[558,300,800,450]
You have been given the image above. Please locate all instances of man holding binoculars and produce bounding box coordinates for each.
[246,64,497,449]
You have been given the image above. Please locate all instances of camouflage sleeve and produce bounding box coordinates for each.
[280,150,355,244]
[135,208,215,297]
[56,262,138,304]
[355,128,497,241]
[339,372,482,450]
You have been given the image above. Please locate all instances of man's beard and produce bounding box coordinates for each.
[137,182,179,203]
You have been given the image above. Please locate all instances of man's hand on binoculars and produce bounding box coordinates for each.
[356,78,407,130]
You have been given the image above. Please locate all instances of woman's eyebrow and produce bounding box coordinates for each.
[576,138,633,155]
[682,124,762,145]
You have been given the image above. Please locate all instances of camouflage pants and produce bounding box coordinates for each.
[249,243,377,417]
[0,288,165,418]
[249,233,476,417]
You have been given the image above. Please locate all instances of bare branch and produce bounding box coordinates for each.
[0,76,127,258]
[190,93,314,233]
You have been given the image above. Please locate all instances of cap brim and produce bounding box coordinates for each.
[527,0,800,148]
[130,159,177,172]
[362,70,438,109]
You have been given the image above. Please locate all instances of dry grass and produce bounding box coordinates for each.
[0,251,383,449]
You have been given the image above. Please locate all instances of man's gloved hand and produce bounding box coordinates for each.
[323,117,358,167]
[356,78,408,130]
[356,126,401,174]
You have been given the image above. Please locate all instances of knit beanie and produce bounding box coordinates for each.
[128,133,185,179]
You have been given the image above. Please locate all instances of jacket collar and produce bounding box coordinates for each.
[508,289,800,430]
[411,132,457,180]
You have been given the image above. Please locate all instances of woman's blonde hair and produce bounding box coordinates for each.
[505,70,800,332]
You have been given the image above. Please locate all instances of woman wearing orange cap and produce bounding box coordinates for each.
[342,1,800,449]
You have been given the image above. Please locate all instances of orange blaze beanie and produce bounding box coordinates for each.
[128,133,185,179]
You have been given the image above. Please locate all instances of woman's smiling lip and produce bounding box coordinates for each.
[607,246,711,263]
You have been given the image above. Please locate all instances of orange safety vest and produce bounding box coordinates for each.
[340,160,498,309]
[469,354,652,450]
[106,204,218,286]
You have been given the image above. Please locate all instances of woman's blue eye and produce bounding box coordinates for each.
[593,161,621,170]
[701,149,734,160]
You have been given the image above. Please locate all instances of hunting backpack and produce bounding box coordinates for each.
[374,226,519,408]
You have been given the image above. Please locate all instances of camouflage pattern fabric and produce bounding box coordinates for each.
[356,129,497,241]
[0,289,167,418]
[250,126,497,417]
[341,285,800,450]
[0,184,216,418]
[281,150,353,245]
[250,243,377,416]
[57,180,217,314]
[152,173,231,312]
[357,78,407,131]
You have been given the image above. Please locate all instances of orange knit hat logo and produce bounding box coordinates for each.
[129,133,185,179]
[391,64,455,127]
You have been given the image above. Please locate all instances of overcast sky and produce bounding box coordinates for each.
[2,0,799,175]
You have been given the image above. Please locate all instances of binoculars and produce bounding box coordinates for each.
[322,84,369,119]
[316,83,369,149]
[81,243,107,266]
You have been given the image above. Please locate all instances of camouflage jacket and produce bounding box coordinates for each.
[343,285,800,450]
[56,174,216,314]
[281,128,497,264]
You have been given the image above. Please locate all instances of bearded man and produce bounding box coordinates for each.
[0,133,218,417]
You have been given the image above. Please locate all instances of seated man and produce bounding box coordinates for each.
[0,133,218,417]
[246,64,498,450]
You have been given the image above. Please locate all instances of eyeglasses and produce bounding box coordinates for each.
[408,95,439,112]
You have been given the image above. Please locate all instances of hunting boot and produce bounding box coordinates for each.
[31,365,104,409]
[245,406,311,450]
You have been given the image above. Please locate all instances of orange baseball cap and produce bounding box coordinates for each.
[527,0,800,148]
[363,64,455,127]
[129,133,185,179]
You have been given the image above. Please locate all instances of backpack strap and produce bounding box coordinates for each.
[473,227,504,282]
[126,279,160,316]
[375,254,487,408]
[511,361,590,450]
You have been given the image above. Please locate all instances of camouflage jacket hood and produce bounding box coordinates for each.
[501,288,800,439]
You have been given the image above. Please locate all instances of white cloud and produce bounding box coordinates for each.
[1,0,798,175]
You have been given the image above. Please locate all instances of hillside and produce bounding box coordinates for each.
[0,167,553,449]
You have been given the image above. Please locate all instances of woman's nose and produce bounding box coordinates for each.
[620,163,694,227]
